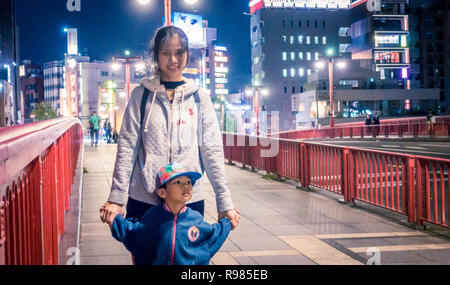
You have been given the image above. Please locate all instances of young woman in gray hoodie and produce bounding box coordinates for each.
[99,26,240,229]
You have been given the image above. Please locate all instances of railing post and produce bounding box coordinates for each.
[406,156,416,224]
[0,200,5,265]
[347,149,355,204]
[300,143,310,189]
[415,159,427,226]
[342,148,349,202]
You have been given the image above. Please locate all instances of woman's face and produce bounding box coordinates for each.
[158,35,187,81]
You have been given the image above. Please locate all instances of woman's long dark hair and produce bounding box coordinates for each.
[148,25,190,75]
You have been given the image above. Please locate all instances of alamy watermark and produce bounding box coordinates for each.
[366,247,381,265]
[67,0,81,12]
[66,247,80,265]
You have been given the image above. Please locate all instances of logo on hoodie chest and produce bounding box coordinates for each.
[187,226,200,242]
[176,108,195,126]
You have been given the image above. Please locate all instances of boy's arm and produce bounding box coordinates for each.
[110,215,137,254]
[207,218,232,258]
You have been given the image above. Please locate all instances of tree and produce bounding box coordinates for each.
[31,102,58,121]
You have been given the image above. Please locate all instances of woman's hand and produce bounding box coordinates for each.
[219,208,240,230]
[99,202,125,224]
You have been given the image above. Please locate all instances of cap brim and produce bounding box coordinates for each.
[168,171,202,186]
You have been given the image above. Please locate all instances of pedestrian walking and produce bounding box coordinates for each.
[427,109,435,135]
[99,26,240,251]
[365,114,372,136]
[373,113,380,137]
[106,162,232,265]
[104,118,112,144]
[89,111,101,147]
[112,128,119,144]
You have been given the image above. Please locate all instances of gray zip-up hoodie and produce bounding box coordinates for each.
[108,76,234,213]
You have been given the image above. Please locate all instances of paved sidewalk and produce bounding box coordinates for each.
[79,143,450,265]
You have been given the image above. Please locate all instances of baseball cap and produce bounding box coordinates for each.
[157,162,202,187]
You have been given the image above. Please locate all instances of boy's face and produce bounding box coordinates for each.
[158,176,193,204]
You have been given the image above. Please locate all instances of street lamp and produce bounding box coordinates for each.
[112,51,143,102]
[315,49,346,128]
[245,86,268,136]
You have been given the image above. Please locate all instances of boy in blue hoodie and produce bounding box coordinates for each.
[107,162,232,265]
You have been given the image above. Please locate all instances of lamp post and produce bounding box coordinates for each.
[112,51,143,103]
[315,49,346,128]
[245,86,268,136]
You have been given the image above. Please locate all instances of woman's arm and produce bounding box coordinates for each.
[197,90,239,228]
[99,86,145,223]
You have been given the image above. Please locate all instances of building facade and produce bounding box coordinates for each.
[349,0,412,90]
[43,60,65,115]
[250,1,352,131]
[409,0,450,114]
[19,61,44,121]
[0,0,20,125]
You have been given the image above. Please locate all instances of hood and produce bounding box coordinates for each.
[140,75,199,98]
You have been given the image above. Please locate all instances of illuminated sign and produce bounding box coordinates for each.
[173,12,205,48]
[183,68,199,75]
[215,67,229,73]
[67,28,78,55]
[216,89,229,95]
[215,46,227,52]
[250,0,264,14]
[263,0,350,9]
[19,65,25,77]
[215,56,228,63]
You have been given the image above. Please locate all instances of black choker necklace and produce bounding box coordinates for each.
[161,80,185,90]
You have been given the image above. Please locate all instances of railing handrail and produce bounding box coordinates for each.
[273,115,450,136]
[223,133,450,229]
[0,117,82,190]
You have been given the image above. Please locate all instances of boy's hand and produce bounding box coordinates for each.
[219,207,240,230]
[100,202,125,225]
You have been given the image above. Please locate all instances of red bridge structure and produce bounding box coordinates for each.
[1,116,449,264]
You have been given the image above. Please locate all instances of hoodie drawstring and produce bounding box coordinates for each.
[178,90,185,145]
[143,90,157,132]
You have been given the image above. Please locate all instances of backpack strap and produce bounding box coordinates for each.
[140,88,150,126]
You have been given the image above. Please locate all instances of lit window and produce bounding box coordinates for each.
[282,36,287,43]
[315,36,319,44]
[307,52,311,61]
[298,35,303,44]
[307,69,312,75]
[282,52,287,61]
[283,69,287,77]
[314,52,319,60]
[322,36,327,45]
[306,36,311,44]
[290,36,294,44]
[291,68,295,77]
[299,52,303,60]
[290,52,295,60]
[299,68,304,77]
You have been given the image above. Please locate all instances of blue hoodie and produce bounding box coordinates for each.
[111,204,231,265]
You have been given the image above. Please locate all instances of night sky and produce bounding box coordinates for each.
[15,0,251,93]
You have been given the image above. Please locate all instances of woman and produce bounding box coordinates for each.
[99,26,240,229]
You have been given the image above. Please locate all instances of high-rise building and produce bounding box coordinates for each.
[0,0,20,125]
[409,0,450,113]
[19,60,44,121]
[249,0,352,131]
[208,46,229,97]
[349,0,411,89]
[43,60,65,115]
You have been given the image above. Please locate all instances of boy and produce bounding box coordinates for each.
[107,162,232,265]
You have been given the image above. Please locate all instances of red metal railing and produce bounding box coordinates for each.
[223,133,450,229]
[275,115,450,140]
[0,118,83,265]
